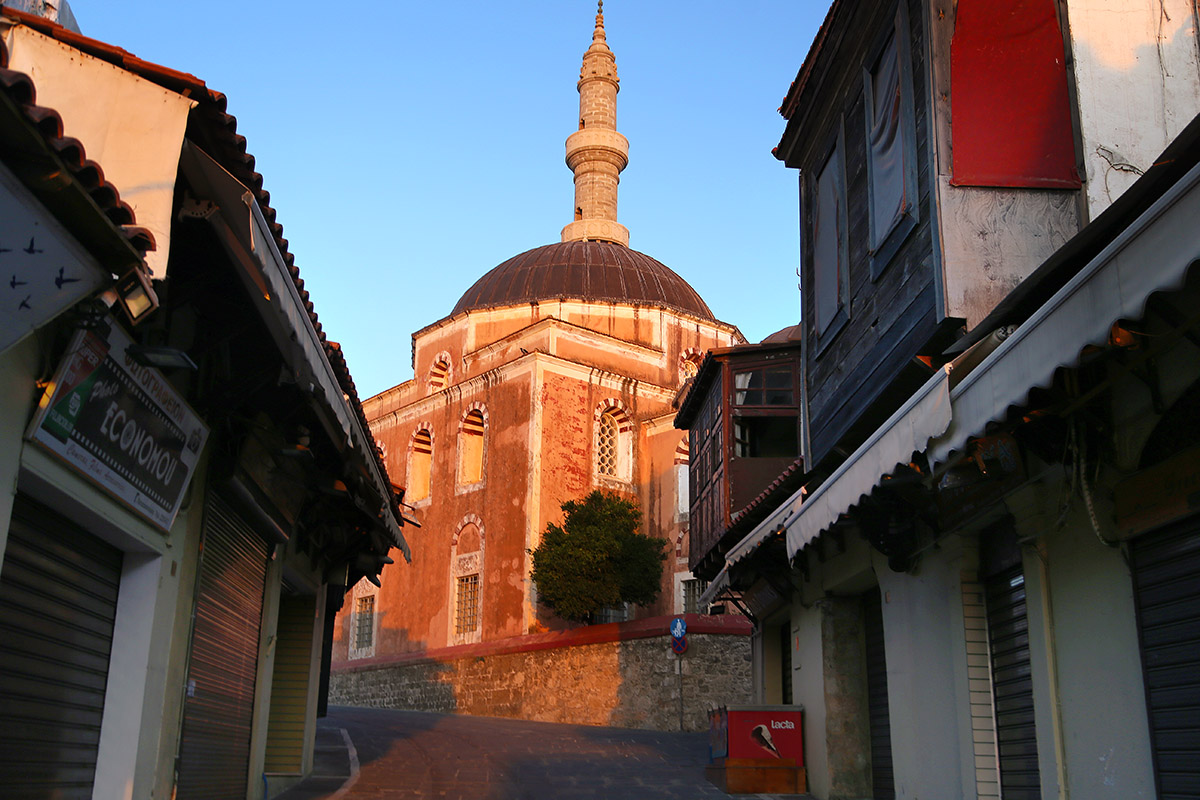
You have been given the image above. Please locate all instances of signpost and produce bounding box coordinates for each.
[671,616,688,730]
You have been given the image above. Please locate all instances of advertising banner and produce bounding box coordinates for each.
[725,707,804,764]
[27,320,208,532]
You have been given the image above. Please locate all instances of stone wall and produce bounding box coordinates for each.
[331,619,752,732]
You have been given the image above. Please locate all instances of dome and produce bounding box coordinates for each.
[450,240,715,321]
[760,324,802,344]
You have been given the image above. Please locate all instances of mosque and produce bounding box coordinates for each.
[330,4,752,727]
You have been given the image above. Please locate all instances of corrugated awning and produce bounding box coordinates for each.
[927,157,1200,466]
[180,142,410,560]
[784,368,952,559]
[772,155,1200,563]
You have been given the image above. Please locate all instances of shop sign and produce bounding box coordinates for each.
[27,320,208,532]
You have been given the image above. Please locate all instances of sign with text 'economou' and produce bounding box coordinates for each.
[27,320,208,532]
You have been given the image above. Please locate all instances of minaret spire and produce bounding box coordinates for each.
[561,0,630,247]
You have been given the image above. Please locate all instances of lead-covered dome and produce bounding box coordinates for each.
[450,241,715,321]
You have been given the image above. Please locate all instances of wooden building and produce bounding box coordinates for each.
[698,1,1200,799]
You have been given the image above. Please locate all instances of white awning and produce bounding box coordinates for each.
[768,155,1200,563]
[698,564,730,608]
[784,368,952,558]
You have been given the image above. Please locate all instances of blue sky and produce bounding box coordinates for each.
[70,1,828,398]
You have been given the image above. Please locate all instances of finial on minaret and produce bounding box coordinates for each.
[561,0,630,247]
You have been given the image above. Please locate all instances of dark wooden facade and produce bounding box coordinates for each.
[676,341,804,578]
[776,0,956,473]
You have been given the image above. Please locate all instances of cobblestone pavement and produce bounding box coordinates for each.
[276,705,808,800]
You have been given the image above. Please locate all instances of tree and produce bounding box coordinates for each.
[530,490,666,624]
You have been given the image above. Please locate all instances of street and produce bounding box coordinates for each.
[277,706,804,800]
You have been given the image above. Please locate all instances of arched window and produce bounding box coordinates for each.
[348,577,378,660]
[679,349,703,386]
[428,355,451,393]
[594,401,632,483]
[408,428,433,503]
[674,437,690,520]
[450,516,484,645]
[597,412,619,477]
[458,408,486,485]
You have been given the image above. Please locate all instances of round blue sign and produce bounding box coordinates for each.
[670,617,687,639]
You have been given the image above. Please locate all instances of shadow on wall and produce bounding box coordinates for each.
[614,631,754,732]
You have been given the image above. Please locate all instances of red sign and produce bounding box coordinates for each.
[671,636,688,655]
[726,708,804,764]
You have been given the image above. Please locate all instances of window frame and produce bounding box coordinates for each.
[807,120,850,354]
[862,2,920,280]
[594,402,633,486]
[348,578,378,660]
[456,407,487,490]
[449,517,484,645]
[407,426,434,505]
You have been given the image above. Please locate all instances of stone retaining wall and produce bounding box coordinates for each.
[330,618,752,732]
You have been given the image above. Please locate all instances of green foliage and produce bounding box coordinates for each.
[530,490,666,624]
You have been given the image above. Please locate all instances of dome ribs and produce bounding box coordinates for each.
[449,241,713,320]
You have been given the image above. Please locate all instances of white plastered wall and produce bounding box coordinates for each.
[1065,0,1200,218]
[0,25,195,277]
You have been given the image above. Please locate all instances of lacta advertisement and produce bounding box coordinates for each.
[28,320,208,532]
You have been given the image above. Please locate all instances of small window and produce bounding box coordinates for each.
[811,133,848,338]
[594,604,629,625]
[429,358,450,392]
[864,5,919,276]
[734,417,799,458]
[459,409,485,485]
[354,595,375,650]
[675,438,690,520]
[409,429,433,502]
[455,574,480,635]
[683,578,709,614]
[734,367,795,407]
[597,412,619,477]
[348,579,378,660]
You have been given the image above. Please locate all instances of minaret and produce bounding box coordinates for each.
[561,1,630,247]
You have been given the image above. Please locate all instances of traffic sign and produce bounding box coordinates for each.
[670,617,687,639]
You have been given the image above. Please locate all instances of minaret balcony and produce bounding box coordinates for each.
[565,129,629,170]
[561,219,630,247]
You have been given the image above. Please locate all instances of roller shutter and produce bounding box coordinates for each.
[1131,518,1200,800]
[264,594,316,773]
[984,565,1041,799]
[0,494,122,799]
[863,587,895,800]
[176,494,269,799]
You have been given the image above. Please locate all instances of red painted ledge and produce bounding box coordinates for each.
[334,613,753,673]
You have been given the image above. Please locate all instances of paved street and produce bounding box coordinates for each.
[277,706,806,800]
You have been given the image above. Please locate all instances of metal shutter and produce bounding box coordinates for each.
[863,587,895,800]
[264,594,315,773]
[984,565,1042,799]
[1131,519,1200,800]
[176,494,269,800]
[0,494,122,799]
